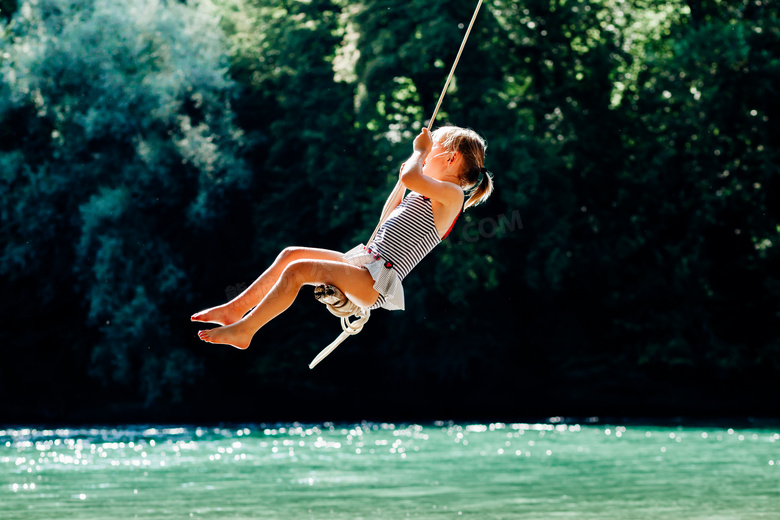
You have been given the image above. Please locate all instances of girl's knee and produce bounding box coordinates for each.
[276,246,306,265]
[272,261,310,296]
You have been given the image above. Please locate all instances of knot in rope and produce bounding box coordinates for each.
[310,285,370,368]
[340,308,370,335]
[315,284,362,318]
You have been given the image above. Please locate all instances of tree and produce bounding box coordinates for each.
[0,0,249,404]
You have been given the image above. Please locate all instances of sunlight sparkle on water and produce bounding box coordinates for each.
[1,422,779,519]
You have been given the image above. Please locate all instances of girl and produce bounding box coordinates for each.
[192,125,493,349]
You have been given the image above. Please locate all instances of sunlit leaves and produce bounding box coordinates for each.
[1,0,778,406]
[0,0,248,401]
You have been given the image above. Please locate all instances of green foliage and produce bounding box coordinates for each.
[1,0,778,415]
[483,0,779,375]
[216,0,376,255]
[0,0,248,403]
[615,1,780,369]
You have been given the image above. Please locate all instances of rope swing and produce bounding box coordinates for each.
[310,0,485,369]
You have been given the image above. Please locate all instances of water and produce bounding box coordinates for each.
[1,422,779,519]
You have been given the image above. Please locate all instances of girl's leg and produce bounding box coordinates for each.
[191,247,349,325]
[197,258,380,349]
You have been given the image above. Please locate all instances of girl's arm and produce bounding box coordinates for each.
[399,130,464,208]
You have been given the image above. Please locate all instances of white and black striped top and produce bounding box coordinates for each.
[368,192,456,281]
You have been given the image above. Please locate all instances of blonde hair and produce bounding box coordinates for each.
[431,125,494,209]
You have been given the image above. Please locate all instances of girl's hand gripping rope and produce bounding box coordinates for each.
[413,127,433,157]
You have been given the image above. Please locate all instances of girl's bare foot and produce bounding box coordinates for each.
[197,322,254,350]
[191,304,243,326]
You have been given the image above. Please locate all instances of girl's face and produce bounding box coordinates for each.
[423,140,454,178]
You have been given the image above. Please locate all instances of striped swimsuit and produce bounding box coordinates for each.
[344,191,461,311]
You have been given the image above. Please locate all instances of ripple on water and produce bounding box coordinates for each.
[1,422,780,519]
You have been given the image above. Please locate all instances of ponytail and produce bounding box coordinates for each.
[464,167,494,209]
[431,125,494,209]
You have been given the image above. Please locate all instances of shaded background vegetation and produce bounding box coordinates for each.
[1,0,777,424]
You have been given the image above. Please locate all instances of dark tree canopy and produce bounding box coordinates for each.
[1,0,777,422]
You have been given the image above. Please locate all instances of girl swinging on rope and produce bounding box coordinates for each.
[192,126,494,350]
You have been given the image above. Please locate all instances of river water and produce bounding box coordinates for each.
[1,422,779,519]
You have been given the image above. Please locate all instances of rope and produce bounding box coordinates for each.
[365,0,484,247]
[308,310,370,369]
[428,0,484,131]
[310,0,484,369]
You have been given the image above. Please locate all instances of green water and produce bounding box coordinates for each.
[1,422,779,519]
